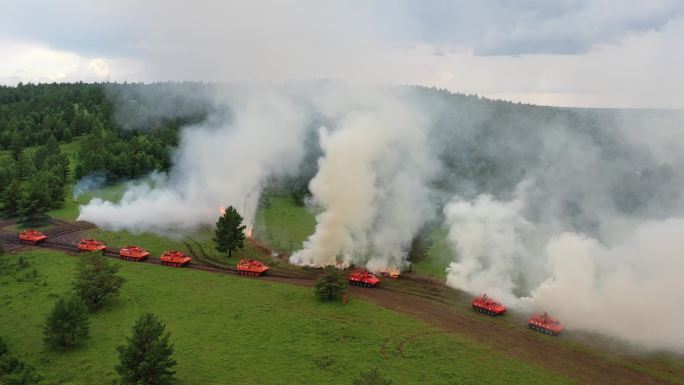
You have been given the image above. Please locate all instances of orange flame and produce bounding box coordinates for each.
[245,227,253,238]
[219,206,226,215]
[381,269,400,279]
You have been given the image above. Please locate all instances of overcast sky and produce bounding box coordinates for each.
[1,0,683,108]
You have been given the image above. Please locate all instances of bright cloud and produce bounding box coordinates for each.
[0,39,138,85]
[0,1,682,108]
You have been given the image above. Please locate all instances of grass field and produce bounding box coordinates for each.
[46,176,454,277]
[82,227,273,264]
[252,194,455,279]
[254,195,316,253]
[410,228,453,280]
[0,137,82,165]
[0,250,577,385]
[48,182,129,222]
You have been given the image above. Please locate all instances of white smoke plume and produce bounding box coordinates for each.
[79,83,437,273]
[73,171,108,199]
[77,80,684,352]
[444,185,534,304]
[78,85,310,234]
[290,88,436,271]
[533,223,684,352]
[442,111,684,352]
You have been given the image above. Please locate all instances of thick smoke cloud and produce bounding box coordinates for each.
[105,82,213,130]
[78,84,311,234]
[73,171,108,199]
[444,185,533,303]
[80,83,438,271]
[78,82,684,352]
[290,87,436,270]
[441,109,684,352]
[534,224,684,351]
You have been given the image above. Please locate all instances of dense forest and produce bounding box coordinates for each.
[0,83,202,226]
[2,82,677,228]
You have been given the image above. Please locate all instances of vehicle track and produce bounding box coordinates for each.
[0,226,679,385]
[2,233,309,281]
[47,221,97,239]
[379,327,434,359]
[396,331,444,358]
[351,285,677,385]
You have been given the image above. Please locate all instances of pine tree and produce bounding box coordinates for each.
[14,152,32,180]
[43,294,90,349]
[0,180,22,219]
[213,206,246,257]
[315,267,348,302]
[73,252,125,311]
[0,163,16,196]
[18,175,50,227]
[72,110,87,135]
[9,134,23,162]
[61,126,72,142]
[116,313,176,385]
[46,171,66,209]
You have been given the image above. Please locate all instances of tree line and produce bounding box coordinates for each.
[0,136,69,226]
[0,83,197,226]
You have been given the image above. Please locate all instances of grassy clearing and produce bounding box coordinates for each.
[46,184,303,269]
[0,137,81,165]
[59,138,82,164]
[82,226,273,268]
[253,195,456,280]
[53,186,454,279]
[49,182,130,221]
[410,228,453,280]
[0,250,577,385]
[81,226,312,278]
[250,196,462,285]
[254,195,316,253]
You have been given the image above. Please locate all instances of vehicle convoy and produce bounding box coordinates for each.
[119,245,150,261]
[348,269,381,287]
[13,227,573,337]
[236,258,269,276]
[77,239,107,252]
[18,230,47,244]
[528,312,565,335]
[472,294,507,316]
[160,250,192,267]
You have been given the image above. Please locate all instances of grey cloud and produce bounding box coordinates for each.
[3,1,683,60]
[396,0,684,55]
[475,0,684,55]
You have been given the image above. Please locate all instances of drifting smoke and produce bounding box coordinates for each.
[444,185,533,304]
[442,110,684,352]
[446,192,684,352]
[81,83,438,271]
[106,82,213,130]
[73,171,108,199]
[78,84,311,234]
[78,82,684,351]
[290,87,436,270]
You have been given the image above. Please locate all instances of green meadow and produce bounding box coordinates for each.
[0,250,577,385]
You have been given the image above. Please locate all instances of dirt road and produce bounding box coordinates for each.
[1,222,681,385]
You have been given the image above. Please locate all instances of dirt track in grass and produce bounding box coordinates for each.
[1,221,681,385]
